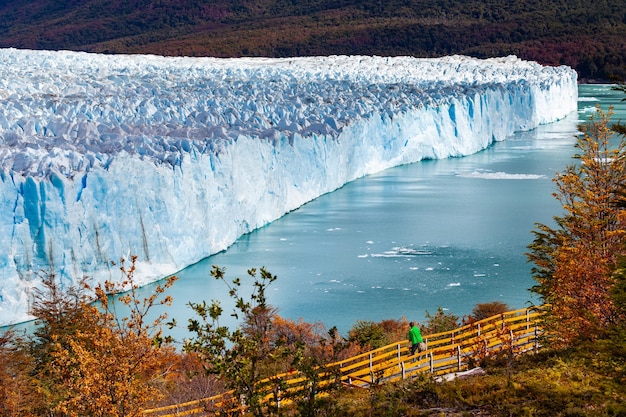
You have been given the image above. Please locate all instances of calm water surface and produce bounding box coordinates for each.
[30,85,625,341]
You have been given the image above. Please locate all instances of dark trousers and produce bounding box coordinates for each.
[411,343,419,356]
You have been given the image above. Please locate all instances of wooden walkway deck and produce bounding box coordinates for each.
[143,306,545,416]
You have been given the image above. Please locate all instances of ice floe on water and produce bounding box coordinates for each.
[457,170,546,180]
[370,246,434,257]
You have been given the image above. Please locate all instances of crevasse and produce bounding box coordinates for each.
[0,50,578,325]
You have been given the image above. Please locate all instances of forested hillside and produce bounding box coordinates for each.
[0,0,624,80]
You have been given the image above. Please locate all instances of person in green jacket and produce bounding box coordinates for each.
[408,322,424,356]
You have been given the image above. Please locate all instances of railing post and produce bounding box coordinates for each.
[477,323,481,336]
[534,325,539,353]
[429,351,434,373]
[526,308,530,330]
[397,343,402,370]
[369,353,374,384]
[401,361,406,380]
[277,387,281,410]
[457,345,462,371]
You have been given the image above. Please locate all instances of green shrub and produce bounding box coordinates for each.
[422,307,459,334]
[348,320,389,349]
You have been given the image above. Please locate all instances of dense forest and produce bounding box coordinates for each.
[0,0,624,81]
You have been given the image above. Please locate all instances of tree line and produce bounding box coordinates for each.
[0,0,624,81]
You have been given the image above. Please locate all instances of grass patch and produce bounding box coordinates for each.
[327,338,626,416]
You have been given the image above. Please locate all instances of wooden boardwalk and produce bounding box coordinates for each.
[143,306,545,416]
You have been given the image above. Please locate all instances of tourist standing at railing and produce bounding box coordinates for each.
[408,322,425,356]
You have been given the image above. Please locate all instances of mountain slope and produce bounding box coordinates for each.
[0,0,624,80]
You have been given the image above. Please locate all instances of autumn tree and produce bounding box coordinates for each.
[183,266,282,417]
[527,106,626,346]
[270,316,359,365]
[0,329,44,416]
[468,301,511,322]
[29,257,178,417]
[25,272,99,415]
[154,352,225,408]
[269,318,358,417]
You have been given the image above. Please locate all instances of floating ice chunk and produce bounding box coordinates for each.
[459,170,546,180]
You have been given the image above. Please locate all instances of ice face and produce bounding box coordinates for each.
[0,49,578,325]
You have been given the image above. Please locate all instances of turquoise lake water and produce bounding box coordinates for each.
[5,85,625,341]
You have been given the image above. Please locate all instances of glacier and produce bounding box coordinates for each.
[0,49,577,326]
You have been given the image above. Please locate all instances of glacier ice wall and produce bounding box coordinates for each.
[0,49,578,325]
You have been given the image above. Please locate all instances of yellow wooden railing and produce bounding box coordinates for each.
[143,305,545,416]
